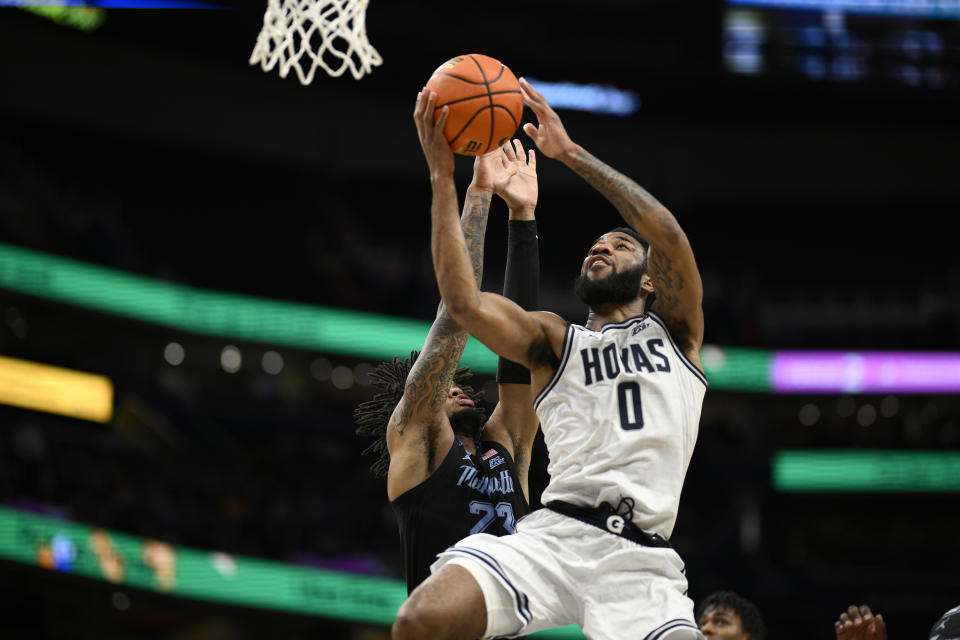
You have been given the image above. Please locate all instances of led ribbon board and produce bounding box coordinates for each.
[0,242,765,388]
[0,505,585,638]
[6,1,222,7]
[0,241,497,371]
[15,6,106,31]
[2,242,957,393]
[521,78,641,116]
[773,450,960,492]
[0,355,113,423]
[772,351,960,393]
[726,0,960,18]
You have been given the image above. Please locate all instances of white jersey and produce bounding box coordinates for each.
[534,312,707,539]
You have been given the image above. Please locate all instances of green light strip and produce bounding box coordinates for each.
[19,7,107,32]
[700,345,771,391]
[0,242,496,372]
[773,450,960,492]
[0,505,583,638]
[0,242,767,387]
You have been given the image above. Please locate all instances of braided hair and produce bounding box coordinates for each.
[353,351,485,478]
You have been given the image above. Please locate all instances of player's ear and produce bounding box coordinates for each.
[641,273,654,294]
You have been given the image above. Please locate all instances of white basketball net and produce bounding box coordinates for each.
[249,0,382,84]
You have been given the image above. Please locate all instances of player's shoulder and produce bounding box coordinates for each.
[529,310,567,328]
[525,311,568,370]
[932,604,960,637]
[530,310,570,343]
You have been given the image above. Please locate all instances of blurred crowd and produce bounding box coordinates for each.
[2,121,958,355]
[0,405,395,576]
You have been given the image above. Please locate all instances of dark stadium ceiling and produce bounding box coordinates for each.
[96,0,719,86]
[8,0,959,126]
[1,2,958,248]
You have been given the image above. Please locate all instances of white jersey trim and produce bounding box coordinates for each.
[646,311,708,388]
[597,314,648,333]
[533,322,575,411]
[533,312,707,407]
[644,619,701,640]
[446,545,532,625]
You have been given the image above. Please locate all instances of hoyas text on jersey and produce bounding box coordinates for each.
[580,338,671,386]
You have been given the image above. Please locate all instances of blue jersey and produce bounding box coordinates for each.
[391,438,529,593]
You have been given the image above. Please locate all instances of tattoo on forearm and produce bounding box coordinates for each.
[464,192,491,282]
[648,249,694,349]
[648,249,682,313]
[569,150,664,226]
[393,190,491,434]
[394,321,467,434]
[572,150,698,347]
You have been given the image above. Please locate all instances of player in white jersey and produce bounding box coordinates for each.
[395,80,707,640]
[537,304,706,540]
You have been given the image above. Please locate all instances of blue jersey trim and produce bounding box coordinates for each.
[533,322,575,411]
[448,546,532,624]
[646,311,708,388]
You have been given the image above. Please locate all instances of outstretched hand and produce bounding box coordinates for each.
[496,139,537,215]
[835,605,887,640]
[471,140,537,214]
[519,77,579,161]
[413,90,454,177]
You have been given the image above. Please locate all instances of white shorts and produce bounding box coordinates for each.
[431,508,699,640]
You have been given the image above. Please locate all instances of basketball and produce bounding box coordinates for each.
[424,54,524,156]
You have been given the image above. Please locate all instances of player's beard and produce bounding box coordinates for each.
[449,407,484,441]
[574,263,645,308]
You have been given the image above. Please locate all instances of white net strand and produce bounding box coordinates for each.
[249,0,382,84]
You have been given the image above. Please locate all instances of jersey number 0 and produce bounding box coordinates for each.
[617,381,644,430]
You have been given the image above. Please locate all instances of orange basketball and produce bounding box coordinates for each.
[425,54,523,156]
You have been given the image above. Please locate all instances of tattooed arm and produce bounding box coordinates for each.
[474,138,542,502]
[383,94,501,501]
[519,78,704,368]
[387,186,489,431]
[384,183,489,501]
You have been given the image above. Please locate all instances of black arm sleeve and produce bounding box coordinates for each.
[497,220,540,384]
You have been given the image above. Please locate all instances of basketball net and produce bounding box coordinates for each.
[249,0,382,84]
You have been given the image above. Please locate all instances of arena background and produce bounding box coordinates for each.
[1,1,958,638]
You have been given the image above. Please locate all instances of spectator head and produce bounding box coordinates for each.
[696,591,766,640]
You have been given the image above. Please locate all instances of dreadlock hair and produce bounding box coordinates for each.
[695,591,767,640]
[353,351,485,478]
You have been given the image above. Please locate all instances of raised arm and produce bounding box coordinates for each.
[383,96,500,499]
[387,185,488,438]
[482,139,542,498]
[414,91,565,384]
[519,78,704,367]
